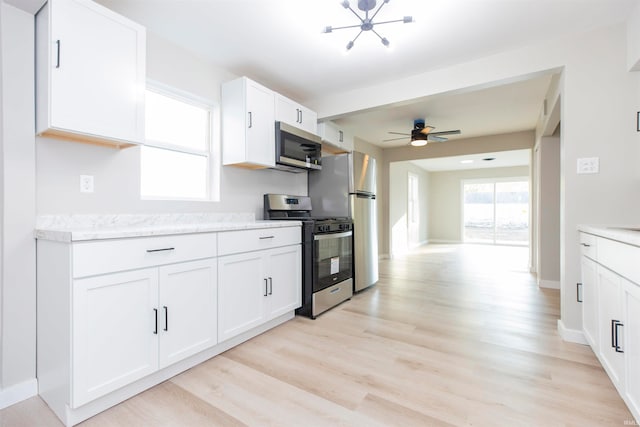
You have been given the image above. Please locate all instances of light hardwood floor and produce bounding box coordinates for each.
[1,244,634,426]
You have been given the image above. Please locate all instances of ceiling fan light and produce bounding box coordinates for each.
[410,139,428,147]
[346,40,354,50]
[323,26,333,33]
[342,0,350,8]
[381,37,390,47]
[403,16,413,23]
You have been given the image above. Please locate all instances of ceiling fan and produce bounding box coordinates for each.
[385,119,461,147]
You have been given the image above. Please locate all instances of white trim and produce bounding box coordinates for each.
[557,319,588,345]
[539,279,560,289]
[428,239,462,244]
[0,378,38,410]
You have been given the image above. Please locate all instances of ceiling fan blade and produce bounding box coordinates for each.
[430,129,461,136]
[387,131,410,136]
[427,135,448,142]
[419,125,436,135]
[383,136,409,142]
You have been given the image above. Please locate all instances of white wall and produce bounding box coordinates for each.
[428,166,530,243]
[536,135,561,288]
[36,32,308,219]
[627,1,640,71]
[0,2,37,406]
[389,161,429,257]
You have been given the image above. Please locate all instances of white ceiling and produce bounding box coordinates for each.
[410,149,530,172]
[94,0,635,153]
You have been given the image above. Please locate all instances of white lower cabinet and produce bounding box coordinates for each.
[624,281,640,418]
[581,256,598,349]
[158,259,217,368]
[596,265,625,388]
[37,225,301,426]
[579,231,639,422]
[73,268,159,407]
[72,258,217,408]
[218,244,301,342]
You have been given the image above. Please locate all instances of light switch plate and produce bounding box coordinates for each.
[577,157,599,174]
[80,175,94,193]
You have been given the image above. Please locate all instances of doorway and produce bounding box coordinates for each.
[462,178,529,246]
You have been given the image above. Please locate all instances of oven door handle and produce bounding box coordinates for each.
[314,231,353,241]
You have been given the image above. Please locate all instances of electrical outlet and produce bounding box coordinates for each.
[80,175,94,193]
[577,157,599,174]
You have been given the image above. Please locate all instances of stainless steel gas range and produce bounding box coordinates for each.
[264,194,353,318]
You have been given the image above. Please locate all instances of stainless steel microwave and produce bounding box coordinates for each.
[274,122,322,173]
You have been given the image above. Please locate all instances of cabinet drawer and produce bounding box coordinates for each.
[579,232,597,259]
[218,226,301,256]
[72,233,217,278]
[598,237,640,285]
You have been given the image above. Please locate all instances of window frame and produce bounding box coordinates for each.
[141,80,220,202]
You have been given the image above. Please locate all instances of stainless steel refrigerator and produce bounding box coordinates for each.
[308,151,379,292]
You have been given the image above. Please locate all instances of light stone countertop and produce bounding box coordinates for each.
[578,224,640,247]
[35,213,301,242]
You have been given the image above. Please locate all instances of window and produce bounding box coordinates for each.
[141,85,216,200]
[462,178,529,246]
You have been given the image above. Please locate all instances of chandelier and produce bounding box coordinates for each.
[323,0,413,50]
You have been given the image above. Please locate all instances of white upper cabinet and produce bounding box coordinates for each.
[36,0,146,148]
[222,77,275,168]
[317,121,354,153]
[275,94,317,135]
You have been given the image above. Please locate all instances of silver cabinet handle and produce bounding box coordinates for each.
[55,40,61,68]
[580,243,591,247]
[146,247,175,253]
[248,111,253,128]
[330,287,341,294]
[259,236,275,240]
[268,277,273,295]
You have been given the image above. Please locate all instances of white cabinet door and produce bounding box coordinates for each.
[158,259,217,368]
[318,121,353,153]
[222,77,275,168]
[582,256,599,349]
[246,80,276,166]
[597,266,625,389]
[275,95,317,134]
[266,245,302,319]
[37,0,145,146]
[623,280,640,421]
[218,251,267,342]
[72,268,158,408]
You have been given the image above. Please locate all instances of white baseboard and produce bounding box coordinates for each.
[557,319,588,345]
[428,239,461,244]
[539,279,560,289]
[0,378,38,410]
